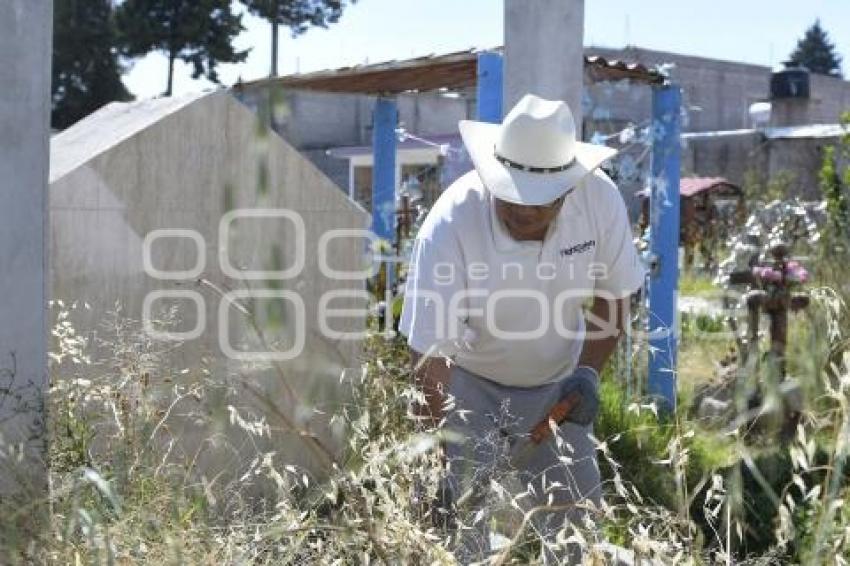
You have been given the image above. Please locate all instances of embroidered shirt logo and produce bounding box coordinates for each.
[560,240,596,257]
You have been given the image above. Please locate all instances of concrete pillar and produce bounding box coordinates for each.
[0,1,52,494]
[504,0,585,133]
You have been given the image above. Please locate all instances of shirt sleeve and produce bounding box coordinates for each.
[592,177,647,298]
[399,233,466,356]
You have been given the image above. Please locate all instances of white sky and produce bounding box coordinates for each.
[123,0,850,99]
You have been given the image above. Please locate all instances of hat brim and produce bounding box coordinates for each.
[459,119,618,205]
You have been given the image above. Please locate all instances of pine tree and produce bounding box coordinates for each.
[789,19,843,78]
[116,0,249,96]
[52,0,133,130]
[239,0,353,77]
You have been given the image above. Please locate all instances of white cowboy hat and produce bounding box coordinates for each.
[459,93,617,206]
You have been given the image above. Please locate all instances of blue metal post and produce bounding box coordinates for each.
[648,84,681,414]
[371,97,398,290]
[371,98,398,242]
[476,52,503,123]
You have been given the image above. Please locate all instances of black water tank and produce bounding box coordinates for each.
[770,61,810,99]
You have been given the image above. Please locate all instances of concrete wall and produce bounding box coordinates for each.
[234,87,473,193]
[586,46,850,129]
[236,87,471,151]
[582,47,850,207]
[0,0,51,496]
[766,137,836,199]
[679,131,839,201]
[50,90,370,490]
[796,74,850,124]
[586,46,772,132]
[681,132,765,183]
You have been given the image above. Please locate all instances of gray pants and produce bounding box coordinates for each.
[436,364,602,564]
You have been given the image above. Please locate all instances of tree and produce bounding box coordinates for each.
[52,0,133,130]
[788,19,843,78]
[239,0,354,77]
[819,112,850,254]
[116,0,249,96]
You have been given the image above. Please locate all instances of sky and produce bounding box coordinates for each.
[123,0,850,99]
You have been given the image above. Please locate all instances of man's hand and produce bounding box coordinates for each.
[555,366,600,426]
[547,294,629,428]
[410,351,452,428]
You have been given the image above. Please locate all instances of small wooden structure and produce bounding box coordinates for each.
[638,176,745,270]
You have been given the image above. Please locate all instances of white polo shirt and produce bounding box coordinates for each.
[399,169,645,387]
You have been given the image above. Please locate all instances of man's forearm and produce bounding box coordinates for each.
[577,296,629,374]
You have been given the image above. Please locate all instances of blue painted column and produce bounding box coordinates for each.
[372,97,398,290]
[476,51,503,122]
[648,84,681,414]
[372,97,398,241]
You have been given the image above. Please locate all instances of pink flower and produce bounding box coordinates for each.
[753,266,783,282]
[785,261,809,283]
[752,262,809,284]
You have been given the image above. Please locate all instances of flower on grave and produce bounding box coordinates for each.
[752,261,809,284]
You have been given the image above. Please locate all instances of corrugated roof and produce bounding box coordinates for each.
[327,133,461,159]
[681,128,758,140]
[637,177,741,198]
[584,54,664,85]
[681,124,850,141]
[233,48,664,95]
[680,177,740,197]
[765,123,850,140]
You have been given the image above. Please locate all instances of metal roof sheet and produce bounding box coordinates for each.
[233,48,665,95]
[680,177,740,197]
[764,123,850,140]
[326,133,462,159]
[681,124,850,141]
[636,176,741,198]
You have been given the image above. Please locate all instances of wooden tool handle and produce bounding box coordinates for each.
[530,392,582,444]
